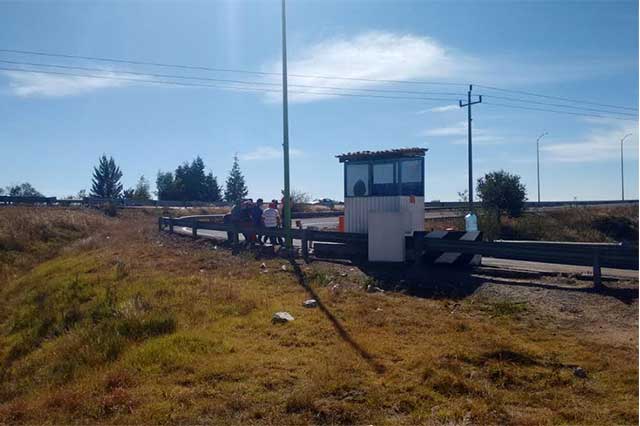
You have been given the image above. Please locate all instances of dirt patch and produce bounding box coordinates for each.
[468,272,638,347]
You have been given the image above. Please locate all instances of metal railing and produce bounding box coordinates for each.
[412,231,638,287]
[159,215,365,262]
[0,196,228,208]
[159,216,638,288]
[424,199,638,211]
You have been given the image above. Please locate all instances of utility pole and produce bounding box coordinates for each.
[281,0,292,248]
[536,131,548,203]
[620,133,632,201]
[459,85,482,212]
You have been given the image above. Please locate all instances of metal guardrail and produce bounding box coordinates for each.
[0,196,58,204]
[0,196,229,208]
[424,199,639,211]
[0,197,343,218]
[159,216,638,288]
[159,216,365,261]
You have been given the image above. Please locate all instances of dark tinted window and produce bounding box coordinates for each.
[346,163,369,196]
[372,162,397,195]
[401,159,424,195]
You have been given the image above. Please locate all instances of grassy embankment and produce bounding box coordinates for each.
[425,205,639,243]
[0,206,636,425]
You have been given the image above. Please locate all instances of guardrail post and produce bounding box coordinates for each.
[158,217,163,232]
[169,218,174,234]
[413,231,426,265]
[301,229,309,263]
[593,248,602,289]
[192,219,198,240]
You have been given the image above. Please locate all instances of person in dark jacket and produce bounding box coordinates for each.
[250,198,264,245]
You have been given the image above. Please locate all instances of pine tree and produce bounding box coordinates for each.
[156,171,176,201]
[132,175,151,200]
[204,172,222,202]
[224,155,248,204]
[157,157,222,202]
[90,155,123,199]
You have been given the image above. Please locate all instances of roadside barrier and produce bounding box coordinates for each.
[159,215,638,288]
[424,230,482,266]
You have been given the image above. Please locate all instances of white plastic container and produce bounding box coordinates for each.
[465,212,478,232]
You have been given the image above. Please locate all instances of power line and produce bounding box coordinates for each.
[2,58,636,120]
[1,66,635,121]
[481,93,637,117]
[476,83,638,112]
[0,59,466,98]
[0,48,469,88]
[1,48,635,113]
[0,66,461,103]
[483,100,637,121]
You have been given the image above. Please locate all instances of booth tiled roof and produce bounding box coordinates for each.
[336,147,428,162]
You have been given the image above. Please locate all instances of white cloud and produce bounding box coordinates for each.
[240,146,303,161]
[422,121,506,145]
[263,31,469,103]
[541,119,638,163]
[3,70,129,97]
[419,105,459,114]
[422,121,468,137]
[450,135,505,146]
[261,31,633,105]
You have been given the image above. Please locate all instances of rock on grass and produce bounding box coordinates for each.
[272,312,295,324]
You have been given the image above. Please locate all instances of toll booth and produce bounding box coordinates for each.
[337,148,427,261]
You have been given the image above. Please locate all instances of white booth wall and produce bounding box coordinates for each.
[345,195,424,234]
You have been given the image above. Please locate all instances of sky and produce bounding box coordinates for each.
[0,0,638,202]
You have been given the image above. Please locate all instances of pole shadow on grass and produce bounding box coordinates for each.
[287,258,386,374]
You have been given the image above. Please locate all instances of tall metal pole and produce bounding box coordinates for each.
[536,131,548,204]
[620,133,632,201]
[467,88,472,211]
[281,0,292,248]
[459,85,482,212]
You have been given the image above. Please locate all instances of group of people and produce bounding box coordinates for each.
[226,198,284,246]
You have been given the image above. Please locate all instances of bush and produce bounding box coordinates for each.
[103,202,118,217]
[592,216,637,242]
[477,170,527,223]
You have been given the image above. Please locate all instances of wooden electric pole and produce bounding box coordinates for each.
[459,85,482,212]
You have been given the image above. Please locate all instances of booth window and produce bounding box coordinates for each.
[372,162,396,195]
[401,159,424,195]
[346,163,369,197]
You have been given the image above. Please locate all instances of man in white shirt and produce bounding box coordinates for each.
[262,200,283,245]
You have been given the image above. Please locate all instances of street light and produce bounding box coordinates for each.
[536,131,548,204]
[620,133,632,201]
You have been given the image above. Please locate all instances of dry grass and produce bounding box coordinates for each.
[0,206,113,281]
[425,205,639,243]
[0,208,636,425]
[492,205,638,243]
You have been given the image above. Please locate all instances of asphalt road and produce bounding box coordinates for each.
[292,210,465,230]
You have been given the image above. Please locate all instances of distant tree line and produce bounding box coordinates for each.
[0,183,43,197]
[83,154,248,203]
[2,153,251,203]
[156,156,221,202]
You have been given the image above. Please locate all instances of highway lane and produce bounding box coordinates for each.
[294,210,465,230]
